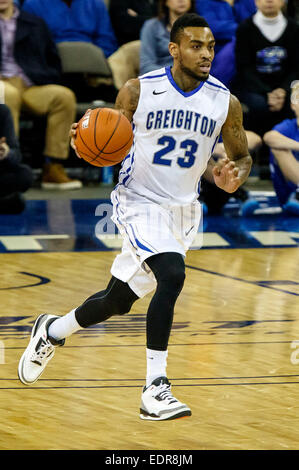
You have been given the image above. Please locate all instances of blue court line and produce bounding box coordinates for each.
[186,265,299,297]
[0,272,50,290]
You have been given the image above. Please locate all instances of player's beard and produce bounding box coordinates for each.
[179,58,210,82]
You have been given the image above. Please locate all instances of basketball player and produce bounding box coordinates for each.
[18,13,252,421]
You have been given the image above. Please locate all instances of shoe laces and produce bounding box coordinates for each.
[30,339,54,366]
[154,382,178,404]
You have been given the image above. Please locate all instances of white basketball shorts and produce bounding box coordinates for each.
[110,186,202,298]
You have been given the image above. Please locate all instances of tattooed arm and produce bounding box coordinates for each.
[114,78,140,122]
[212,94,252,193]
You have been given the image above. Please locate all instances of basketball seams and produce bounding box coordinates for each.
[97,110,122,154]
[76,107,133,166]
[77,124,98,157]
[93,108,103,152]
[97,133,133,155]
[74,147,103,166]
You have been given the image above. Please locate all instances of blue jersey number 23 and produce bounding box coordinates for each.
[153,136,198,168]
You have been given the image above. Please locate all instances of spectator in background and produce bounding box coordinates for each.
[140,0,194,75]
[263,81,299,215]
[0,0,81,190]
[0,103,33,214]
[109,0,158,46]
[22,0,118,59]
[195,0,256,86]
[22,0,118,102]
[241,81,299,215]
[108,0,158,90]
[234,0,299,137]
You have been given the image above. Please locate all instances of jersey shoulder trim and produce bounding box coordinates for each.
[204,75,230,93]
[139,67,167,80]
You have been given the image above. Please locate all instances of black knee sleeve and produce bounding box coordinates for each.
[75,276,139,328]
[145,253,186,351]
[146,252,186,294]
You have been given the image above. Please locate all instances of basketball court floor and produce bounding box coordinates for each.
[0,178,299,450]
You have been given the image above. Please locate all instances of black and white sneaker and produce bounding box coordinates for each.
[18,314,65,385]
[140,376,191,421]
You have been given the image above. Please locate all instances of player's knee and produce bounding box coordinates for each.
[159,263,186,292]
[105,296,134,316]
[114,297,135,316]
[147,253,186,292]
[106,278,139,316]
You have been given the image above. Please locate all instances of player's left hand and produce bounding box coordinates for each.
[212,157,241,193]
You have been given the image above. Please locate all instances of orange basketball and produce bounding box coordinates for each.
[74,108,133,167]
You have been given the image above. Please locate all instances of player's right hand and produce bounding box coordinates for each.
[69,109,92,159]
[69,122,81,159]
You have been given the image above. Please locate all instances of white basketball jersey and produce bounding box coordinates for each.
[116,66,230,206]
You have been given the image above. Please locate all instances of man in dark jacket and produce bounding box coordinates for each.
[0,0,81,189]
[109,0,158,46]
[0,103,33,213]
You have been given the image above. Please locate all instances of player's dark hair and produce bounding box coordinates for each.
[158,0,195,25]
[170,13,210,44]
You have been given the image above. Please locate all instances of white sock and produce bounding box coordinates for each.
[146,348,168,387]
[48,309,82,341]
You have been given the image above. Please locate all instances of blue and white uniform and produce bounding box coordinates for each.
[110,66,230,297]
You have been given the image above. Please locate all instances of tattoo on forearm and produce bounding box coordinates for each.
[222,95,250,159]
[231,116,242,137]
[232,124,247,146]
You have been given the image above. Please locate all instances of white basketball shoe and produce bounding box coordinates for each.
[140,376,191,421]
[18,314,65,385]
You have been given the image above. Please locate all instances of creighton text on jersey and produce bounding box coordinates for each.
[146,109,217,136]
